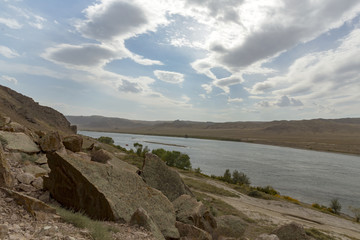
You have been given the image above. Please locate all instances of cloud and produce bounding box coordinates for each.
[213,75,243,93]
[0,75,18,84]
[43,44,119,68]
[0,17,22,29]
[118,80,143,93]
[0,45,19,58]
[154,70,185,84]
[228,97,243,103]
[275,96,303,107]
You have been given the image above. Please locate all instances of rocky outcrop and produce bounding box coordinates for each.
[175,221,212,240]
[44,152,179,239]
[0,144,14,188]
[63,135,83,152]
[130,208,165,240]
[213,215,248,239]
[173,195,217,236]
[256,234,280,240]
[141,153,193,201]
[272,222,309,240]
[0,131,40,153]
[91,149,112,163]
[39,132,64,153]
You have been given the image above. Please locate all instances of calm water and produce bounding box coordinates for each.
[80,131,360,215]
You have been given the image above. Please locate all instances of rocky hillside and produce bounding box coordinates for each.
[0,85,75,134]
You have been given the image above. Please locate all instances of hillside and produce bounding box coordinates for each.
[0,85,75,134]
[67,115,360,155]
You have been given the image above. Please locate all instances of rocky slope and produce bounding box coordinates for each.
[0,85,75,135]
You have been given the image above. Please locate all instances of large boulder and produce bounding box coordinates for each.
[272,222,309,240]
[39,132,64,153]
[141,153,193,201]
[0,144,14,188]
[91,149,112,163]
[173,195,217,236]
[62,135,83,152]
[44,152,179,239]
[213,215,248,239]
[130,208,165,240]
[0,131,40,153]
[175,221,212,240]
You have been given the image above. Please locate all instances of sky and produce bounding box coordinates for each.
[1,0,360,122]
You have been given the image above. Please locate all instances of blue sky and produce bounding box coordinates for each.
[1,0,360,122]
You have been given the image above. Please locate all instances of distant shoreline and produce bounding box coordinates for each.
[144,141,187,148]
[79,129,360,156]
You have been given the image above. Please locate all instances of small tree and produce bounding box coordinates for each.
[232,170,250,185]
[349,206,360,222]
[97,136,114,145]
[330,198,341,214]
[223,169,232,183]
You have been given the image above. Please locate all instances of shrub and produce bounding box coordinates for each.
[232,170,250,185]
[222,169,232,183]
[349,206,360,222]
[330,198,341,214]
[152,149,192,170]
[248,190,263,198]
[97,136,114,145]
[256,186,279,196]
[194,167,202,173]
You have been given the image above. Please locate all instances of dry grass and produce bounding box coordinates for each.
[183,178,239,198]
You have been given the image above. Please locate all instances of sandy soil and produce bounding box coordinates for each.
[181,174,360,240]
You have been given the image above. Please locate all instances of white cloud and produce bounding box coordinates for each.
[0,75,18,84]
[0,17,22,29]
[0,45,19,58]
[154,70,185,84]
[228,97,243,103]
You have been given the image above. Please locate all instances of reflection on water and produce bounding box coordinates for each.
[80,131,360,215]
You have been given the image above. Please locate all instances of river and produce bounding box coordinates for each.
[80,131,360,215]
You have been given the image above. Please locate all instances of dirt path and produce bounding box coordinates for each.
[181,174,360,240]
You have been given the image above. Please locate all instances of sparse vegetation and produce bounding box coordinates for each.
[55,207,114,240]
[211,169,251,186]
[97,136,114,145]
[311,203,334,213]
[255,186,279,196]
[305,228,336,240]
[183,177,238,197]
[330,198,341,214]
[349,206,360,222]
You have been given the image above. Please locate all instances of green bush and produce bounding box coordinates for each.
[152,149,192,170]
[97,136,114,145]
[232,170,250,185]
[330,198,341,214]
[194,167,202,174]
[256,186,279,196]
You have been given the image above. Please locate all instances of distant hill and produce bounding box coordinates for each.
[67,115,360,155]
[0,85,74,134]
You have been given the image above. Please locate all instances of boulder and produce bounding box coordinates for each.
[272,222,309,240]
[23,165,48,178]
[175,221,212,240]
[39,132,64,153]
[31,177,44,190]
[130,208,165,240]
[35,155,48,165]
[0,131,40,153]
[91,149,112,163]
[173,195,217,236]
[44,152,179,239]
[0,187,56,219]
[256,234,280,240]
[16,172,35,185]
[141,153,193,201]
[4,121,26,132]
[63,135,83,152]
[0,144,14,188]
[213,215,248,239]
[0,115,11,128]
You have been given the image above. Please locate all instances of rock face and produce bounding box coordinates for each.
[62,135,83,152]
[256,234,280,240]
[213,215,248,239]
[0,131,40,153]
[173,195,217,236]
[0,144,14,188]
[44,152,179,239]
[91,149,112,163]
[272,222,309,240]
[175,221,212,240]
[130,208,165,240]
[141,153,193,201]
[39,132,64,153]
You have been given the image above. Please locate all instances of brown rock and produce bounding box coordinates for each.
[176,221,212,240]
[0,115,11,128]
[272,222,309,240]
[63,135,83,152]
[91,149,112,163]
[24,165,48,178]
[16,172,35,185]
[0,187,56,219]
[35,155,48,165]
[173,195,217,236]
[4,121,26,133]
[256,234,280,240]
[17,183,37,192]
[213,215,248,239]
[141,153,193,202]
[0,224,8,239]
[44,152,179,239]
[31,177,44,190]
[39,132,64,153]
[130,208,165,240]
[0,131,40,153]
[0,144,14,188]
